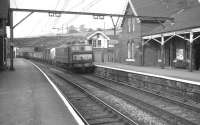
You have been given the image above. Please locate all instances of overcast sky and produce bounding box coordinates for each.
[9,0,128,38]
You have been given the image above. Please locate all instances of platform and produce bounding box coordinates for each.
[0,58,82,125]
[95,62,200,83]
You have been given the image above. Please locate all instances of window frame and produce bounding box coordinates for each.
[97,40,101,47]
[126,40,135,62]
[132,18,135,32]
[128,18,131,33]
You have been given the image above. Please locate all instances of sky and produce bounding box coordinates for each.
[9,0,128,38]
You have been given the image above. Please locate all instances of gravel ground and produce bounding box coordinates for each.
[37,64,169,125]
[83,84,169,125]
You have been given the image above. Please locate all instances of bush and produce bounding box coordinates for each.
[174,60,188,69]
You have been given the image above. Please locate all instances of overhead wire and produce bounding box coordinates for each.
[42,0,62,34]
[52,0,71,28]
[116,0,128,29]
[41,0,64,36]
[24,0,122,37]
[64,0,101,26]
[49,0,93,34]
[67,0,86,11]
[13,0,18,8]
[26,14,45,37]
[26,0,62,37]
[51,0,85,33]
[25,0,103,37]
[55,0,61,10]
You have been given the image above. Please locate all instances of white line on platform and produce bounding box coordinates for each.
[30,61,85,125]
[96,64,200,86]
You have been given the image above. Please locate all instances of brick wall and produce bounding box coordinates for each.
[95,67,200,103]
[144,40,161,66]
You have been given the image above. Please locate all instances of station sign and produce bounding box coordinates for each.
[176,49,184,60]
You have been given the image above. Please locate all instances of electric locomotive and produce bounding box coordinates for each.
[55,43,95,72]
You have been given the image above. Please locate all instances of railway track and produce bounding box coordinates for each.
[94,70,200,104]
[82,74,200,125]
[46,68,177,124]
[93,73,200,112]
[36,62,138,125]
[34,61,200,125]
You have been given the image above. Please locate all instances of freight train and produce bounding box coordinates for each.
[20,43,95,73]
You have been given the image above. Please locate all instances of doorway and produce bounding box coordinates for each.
[193,40,200,70]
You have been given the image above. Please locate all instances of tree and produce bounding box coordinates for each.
[88,28,94,32]
[79,24,87,32]
[68,25,78,33]
[96,28,103,31]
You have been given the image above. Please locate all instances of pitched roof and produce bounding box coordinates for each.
[130,0,198,17]
[86,31,110,40]
[103,29,121,39]
[86,29,121,40]
[122,0,200,24]
[143,5,200,36]
[121,0,200,36]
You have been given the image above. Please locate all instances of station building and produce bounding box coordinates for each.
[0,0,9,70]
[119,0,200,71]
[86,30,119,63]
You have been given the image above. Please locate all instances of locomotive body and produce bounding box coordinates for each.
[54,44,94,72]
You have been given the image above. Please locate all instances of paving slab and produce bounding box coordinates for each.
[0,58,80,125]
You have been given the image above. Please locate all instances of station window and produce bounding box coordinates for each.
[132,18,135,32]
[127,18,135,33]
[98,40,101,47]
[126,40,135,61]
[128,18,131,32]
[88,40,92,45]
[131,41,135,58]
[127,41,131,58]
[93,40,97,47]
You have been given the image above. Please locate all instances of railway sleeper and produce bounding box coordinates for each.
[87,117,122,125]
